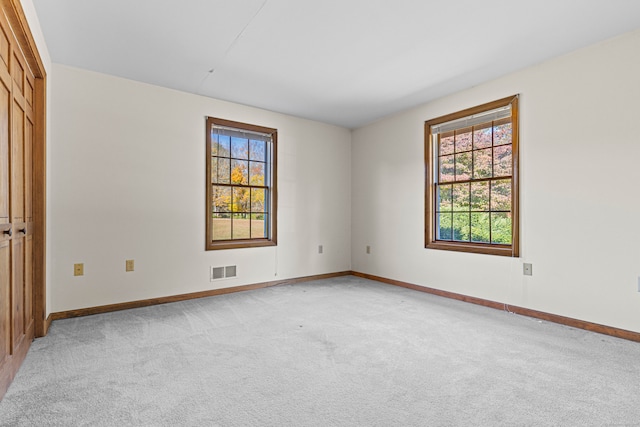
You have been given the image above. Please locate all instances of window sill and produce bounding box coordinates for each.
[206,239,277,251]
[426,240,517,257]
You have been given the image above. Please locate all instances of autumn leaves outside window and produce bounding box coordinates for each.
[425,96,519,257]
[206,117,277,250]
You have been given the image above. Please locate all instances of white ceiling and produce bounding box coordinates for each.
[33,0,640,129]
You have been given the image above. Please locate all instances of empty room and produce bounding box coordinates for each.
[1,0,640,425]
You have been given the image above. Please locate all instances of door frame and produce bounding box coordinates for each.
[1,0,47,337]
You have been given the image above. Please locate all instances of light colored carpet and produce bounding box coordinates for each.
[1,275,639,426]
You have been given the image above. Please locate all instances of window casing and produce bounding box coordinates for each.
[425,96,519,257]
[206,117,277,250]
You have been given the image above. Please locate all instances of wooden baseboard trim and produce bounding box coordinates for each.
[50,271,352,321]
[36,314,53,338]
[352,271,640,343]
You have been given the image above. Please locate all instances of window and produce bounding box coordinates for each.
[425,95,519,257]
[206,117,277,250]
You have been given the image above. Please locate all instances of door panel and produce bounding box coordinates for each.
[0,24,9,380]
[11,53,22,94]
[11,91,25,351]
[0,25,8,69]
[24,234,32,333]
[11,99,23,222]
[24,115,33,334]
[0,78,8,222]
[25,117,32,221]
[0,241,9,365]
[0,2,39,400]
[11,238,23,349]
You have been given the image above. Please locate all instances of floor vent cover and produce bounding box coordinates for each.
[225,265,237,278]
[210,265,237,281]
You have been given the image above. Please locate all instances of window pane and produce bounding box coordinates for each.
[473,123,492,149]
[249,161,265,185]
[452,183,470,211]
[212,213,231,241]
[437,213,452,240]
[251,188,265,212]
[455,127,472,152]
[439,133,454,156]
[491,212,512,244]
[231,213,251,239]
[212,186,231,213]
[231,137,248,159]
[251,214,267,238]
[493,120,511,146]
[491,179,511,211]
[232,187,249,212]
[231,160,249,184]
[218,135,230,156]
[438,185,452,212]
[211,133,219,156]
[471,212,490,243]
[453,213,470,242]
[473,148,492,179]
[217,158,230,184]
[211,158,218,183]
[470,181,489,211]
[439,154,455,183]
[455,152,472,181]
[493,145,512,177]
[250,139,266,161]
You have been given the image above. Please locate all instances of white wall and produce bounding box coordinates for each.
[39,13,640,333]
[352,29,640,333]
[49,64,351,312]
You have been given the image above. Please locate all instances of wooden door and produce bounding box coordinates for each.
[0,17,10,387]
[0,6,35,398]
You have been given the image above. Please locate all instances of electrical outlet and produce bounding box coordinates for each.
[318,245,323,254]
[523,263,533,276]
[74,263,84,276]
[126,259,134,272]
[637,277,640,292]
[366,245,371,254]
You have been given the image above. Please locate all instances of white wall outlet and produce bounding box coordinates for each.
[366,245,371,254]
[637,277,640,292]
[523,263,533,276]
[318,245,323,254]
